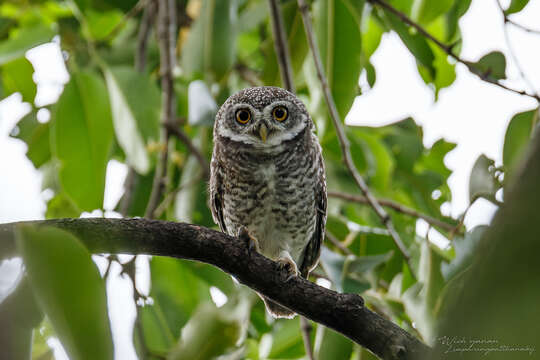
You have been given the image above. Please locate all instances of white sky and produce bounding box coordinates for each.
[1,0,539,358]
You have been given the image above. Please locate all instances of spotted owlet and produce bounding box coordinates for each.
[209,86,327,318]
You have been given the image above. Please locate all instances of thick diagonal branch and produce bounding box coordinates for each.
[0,218,430,360]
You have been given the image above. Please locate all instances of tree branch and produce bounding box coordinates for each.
[0,218,430,360]
[120,0,157,216]
[163,121,210,178]
[267,0,295,92]
[495,0,539,98]
[368,0,540,102]
[505,18,540,34]
[297,0,414,272]
[328,191,457,232]
[144,0,177,218]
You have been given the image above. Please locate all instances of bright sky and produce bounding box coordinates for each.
[1,0,539,358]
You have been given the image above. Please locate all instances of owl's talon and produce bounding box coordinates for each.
[276,257,298,282]
[238,226,259,255]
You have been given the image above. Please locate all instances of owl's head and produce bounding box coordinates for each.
[214,87,312,148]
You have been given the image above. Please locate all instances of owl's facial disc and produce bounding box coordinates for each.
[215,87,312,148]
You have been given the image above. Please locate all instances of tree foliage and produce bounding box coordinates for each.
[0,0,538,359]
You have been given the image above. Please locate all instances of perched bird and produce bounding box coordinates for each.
[209,86,327,318]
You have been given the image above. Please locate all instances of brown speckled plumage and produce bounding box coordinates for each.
[209,87,327,318]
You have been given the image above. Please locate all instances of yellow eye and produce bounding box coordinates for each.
[272,106,288,122]
[235,109,251,124]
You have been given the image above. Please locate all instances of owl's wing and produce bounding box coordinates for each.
[299,165,327,279]
[210,161,228,234]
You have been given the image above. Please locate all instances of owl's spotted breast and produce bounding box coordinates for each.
[214,129,319,264]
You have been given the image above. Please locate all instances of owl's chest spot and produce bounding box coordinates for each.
[255,163,276,197]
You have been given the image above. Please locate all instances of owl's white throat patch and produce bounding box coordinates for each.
[217,120,307,148]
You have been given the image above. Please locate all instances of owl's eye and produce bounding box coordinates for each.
[235,109,251,124]
[272,106,288,122]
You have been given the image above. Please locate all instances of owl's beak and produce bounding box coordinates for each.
[258,123,268,143]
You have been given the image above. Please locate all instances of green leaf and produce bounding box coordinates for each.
[168,302,243,360]
[0,24,56,65]
[265,317,305,359]
[52,71,113,211]
[115,170,154,217]
[45,192,81,219]
[139,304,175,355]
[238,0,268,32]
[383,11,435,75]
[383,118,424,171]
[503,109,537,183]
[365,61,377,88]
[16,225,113,360]
[419,18,456,95]
[84,9,123,40]
[0,278,43,360]
[145,258,212,340]
[320,247,391,293]
[181,0,238,81]
[1,57,36,103]
[402,239,446,342]
[320,247,347,291]
[261,1,309,87]
[411,0,454,25]
[314,0,364,118]
[504,0,530,15]
[104,66,161,174]
[11,111,51,168]
[182,261,236,296]
[472,51,507,80]
[468,154,499,204]
[315,326,353,360]
[445,0,472,42]
[350,128,395,191]
[441,226,486,281]
[415,138,456,180]
[362,14,385,59]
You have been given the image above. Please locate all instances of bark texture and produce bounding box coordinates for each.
[0,218,429,360]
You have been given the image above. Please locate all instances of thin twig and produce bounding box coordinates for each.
[120,1,156,217]
[505,18,540,35]
[124,4,158,358]
[135,0,157,72]
[297,0,414,273]
[163,122,210,178]
[367,0,540,102]
[144,0,177,219]
[267,0,295,92]
[495,0,539,97]
[153,173,203,219]
[300,317,315,360]
[325,230,353,256]
[328,191,456,232]
[104,0,149,42]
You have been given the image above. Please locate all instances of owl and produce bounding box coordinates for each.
[209,86,327,318]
